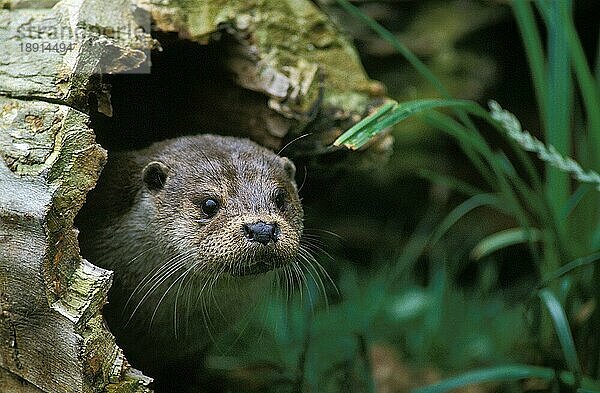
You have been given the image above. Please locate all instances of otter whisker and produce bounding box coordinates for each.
[300,231,340,262]
[299,233,331,245]
[189,262,229,343]
[279,265,287,300]
[227,277,273,352]
[131,249,195,294]
[198,291,217,345]
[124,249,195,313]
[303,228,342,239]
[173,261,201,338]
[125,243,161,265]
[281,265,288,300]
[150,258,199,330]
[277,133,312,156]
[299,245,338,296]
[186,266,224,345]
[124,258,173,313]
[126,263,186,326]
[285,264,295,300]
[292,261,312,305]
[127,255,194,324]
[274,267,282,300]
[181,265,198,336]
[134,254,194,309]
[195,272,214,340]
[297,248,329,305]
[207,263,229,320]
[290,264,298,299]
[296,262,309,297]
[183,265,214,336]
[193,266,221,308]
[297,165,308,193]
[206,265,234,342]
[295,256,320,305]
[300,238,336,262]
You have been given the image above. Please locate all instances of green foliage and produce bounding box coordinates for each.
[538,289,581,376]
[205,0,600,392]
[208,259,531,392]
[333,99,476,150]
[470,228,541,261]
[489,101,600,192]
[329,0,600,391]
[411,365,556,393]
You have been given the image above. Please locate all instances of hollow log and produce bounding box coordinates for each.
[0,0,389,392]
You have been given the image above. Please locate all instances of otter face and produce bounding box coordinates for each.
[140,135,303,278]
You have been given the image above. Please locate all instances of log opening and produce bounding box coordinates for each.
[90,31,297,153]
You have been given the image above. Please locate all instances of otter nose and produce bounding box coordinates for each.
[243,222,279,245]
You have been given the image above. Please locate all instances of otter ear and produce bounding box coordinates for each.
[142,161,169,192]
[281,157,296,180]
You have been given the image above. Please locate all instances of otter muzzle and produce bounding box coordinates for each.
[243,221,279,245]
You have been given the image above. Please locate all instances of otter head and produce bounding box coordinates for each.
[139,135,303,278]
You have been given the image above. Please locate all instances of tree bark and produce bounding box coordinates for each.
[135,0,391,162]
[0,0,389,392]
[1,1,154,391]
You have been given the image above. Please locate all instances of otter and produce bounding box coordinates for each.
[76,134,304,390]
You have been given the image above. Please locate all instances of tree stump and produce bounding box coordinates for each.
[0,0,389,392]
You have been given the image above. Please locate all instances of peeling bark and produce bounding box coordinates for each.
[137,0,392,161]
[1,1,153,392]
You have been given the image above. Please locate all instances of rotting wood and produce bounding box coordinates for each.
[1,0,154,391]
[137,0,392,161]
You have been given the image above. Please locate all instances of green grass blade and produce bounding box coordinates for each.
[333,99,474,150]
[332,101,397,146]
[416,169,484,197]
[538,289,582,376]
[425,111,539,237]
[511,1,548,125]
[422,110,496,186]
[541,1,573,228]
[594,225,600,250]
[542,252,600,284]
[561,185,593,219]
[595,27,600,84]
[489,101,600,192]
[558,1,600,267]
[334,0,449,98]
[562,5,600,173]
[429,194,505,248]
[561,371,600,391]
[410,365,556,393]
[558,371,600,393]
[419,264,446,362]
[391,207,438,284]
[378,100,472,130]
[471,228,542,260]
[334,0,480,140]
[504,161,550,221]
[484,103,544,193]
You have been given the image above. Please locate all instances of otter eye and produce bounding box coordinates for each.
[274,189,287,211]
[200,198,219,218]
